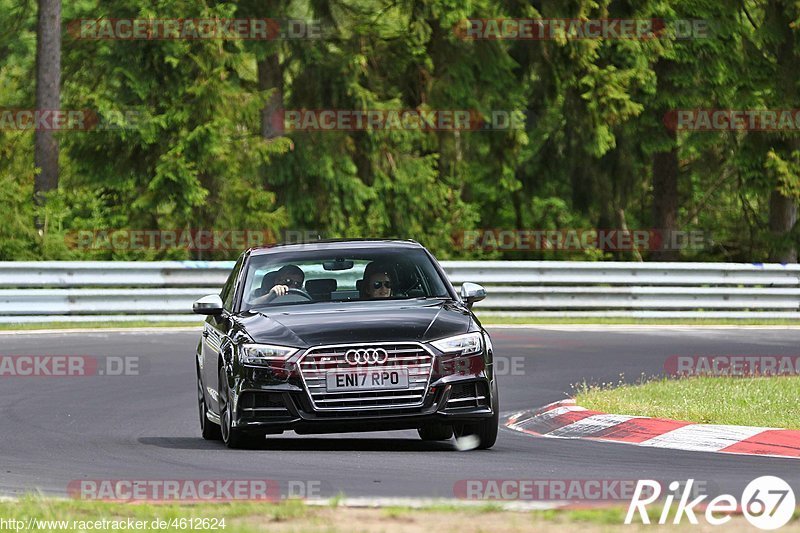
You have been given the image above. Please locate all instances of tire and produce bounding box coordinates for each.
[417,424,453,441]
[218,365,255,449]
[453,382,499,450]
[198,371,222,440]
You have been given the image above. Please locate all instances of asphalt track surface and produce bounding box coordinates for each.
[1,326,799,501]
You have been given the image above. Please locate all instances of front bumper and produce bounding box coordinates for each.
[222,337,497,435]
[231,375,495,434]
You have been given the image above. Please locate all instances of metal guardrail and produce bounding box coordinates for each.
[0,261,235,287]
[0,261,799,322]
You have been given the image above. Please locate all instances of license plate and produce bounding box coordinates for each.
[326,369,409,392]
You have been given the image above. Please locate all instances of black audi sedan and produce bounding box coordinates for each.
[193,239,498,449]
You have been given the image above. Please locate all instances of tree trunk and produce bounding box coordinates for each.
[768,189,797,263]
[258,52,283,140]
[651,141,679,260]
[650,60,679,261]
[34,0,61,222]
[765,0,798,263]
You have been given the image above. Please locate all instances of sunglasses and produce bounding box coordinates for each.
[280,278,303,288]
[371,281,392,289]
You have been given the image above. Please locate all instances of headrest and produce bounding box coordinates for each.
[306,278,337,294]
[356,279,364,296]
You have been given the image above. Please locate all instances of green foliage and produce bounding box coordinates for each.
[1,0,799,261]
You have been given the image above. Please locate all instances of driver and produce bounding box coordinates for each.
[252,264,305,304]
[268,264,305,298]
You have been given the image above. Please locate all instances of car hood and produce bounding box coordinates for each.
[237,299,473,347]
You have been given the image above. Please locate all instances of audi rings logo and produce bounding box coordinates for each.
[345,348,389,365]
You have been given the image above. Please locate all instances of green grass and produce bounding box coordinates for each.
[385,502,507,515]
[1,496,794,531]
[0,497,615,533]
[530,507,630,525]
[0,497,309,532]
[576,376,800,429]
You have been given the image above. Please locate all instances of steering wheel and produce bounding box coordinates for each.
[270,287,314,302]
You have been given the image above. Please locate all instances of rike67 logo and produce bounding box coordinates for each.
[626,477,795,530]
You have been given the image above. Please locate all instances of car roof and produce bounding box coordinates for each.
[247,239,424,256]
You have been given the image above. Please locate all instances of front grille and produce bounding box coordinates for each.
[447,382,489,409]
[298,343,434,410]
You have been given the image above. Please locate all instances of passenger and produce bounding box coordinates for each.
[361,262,395,299]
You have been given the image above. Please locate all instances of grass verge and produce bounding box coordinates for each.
[0,497,762,532]
[576,376,800,429]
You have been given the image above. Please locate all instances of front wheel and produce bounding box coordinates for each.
[218,365,256,449]
[198,371,222,440]
[453,382,499,450]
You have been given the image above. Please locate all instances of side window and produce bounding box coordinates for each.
[220,256,244,311]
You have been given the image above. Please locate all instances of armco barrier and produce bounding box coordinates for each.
[0,261,798,322]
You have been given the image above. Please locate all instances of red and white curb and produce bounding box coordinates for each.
[505,400,800,459]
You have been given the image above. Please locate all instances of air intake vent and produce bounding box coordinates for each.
[447,382,489,408]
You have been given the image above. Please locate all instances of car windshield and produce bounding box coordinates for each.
[241,247,451,310]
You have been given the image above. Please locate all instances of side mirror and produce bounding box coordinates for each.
[193,294,224,315]
[460,282,486,309]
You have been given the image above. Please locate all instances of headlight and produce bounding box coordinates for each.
[240,344,298,366]
[431,332,483,356]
